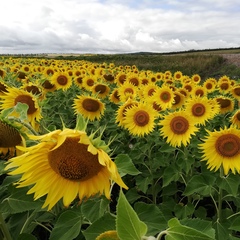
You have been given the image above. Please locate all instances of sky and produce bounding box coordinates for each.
[0,0,239,54]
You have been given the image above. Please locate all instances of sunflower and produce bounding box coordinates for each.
[117,82,138,102]
[203,78,217,93]
[199,126,240,175]
[96,230,119,240]
[115,72,127,86]
[92,83,110,99]
[191,85,207,97]
[51,72,72,91]
[109,88,121,104]
[171,91,185,110]
[41,79,56,92]
[140,83,159,99]
[159,111,198,147]
[215,96,235,114]
[184,96,215,125]
[230,110,240,128]
[191,74,201,84]
[82,75,98,91]
[231,85,240,100]
[0,87,42,129]
[173,71,183,81]
[0,120,25,159]
[115,99,139,127]
[0,81,9,96]
[73,95,105,121]
[152,85,175,110]
[5,128,128,210]
[122,102,158,136]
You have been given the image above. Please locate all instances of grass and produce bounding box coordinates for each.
[51,48,240,80]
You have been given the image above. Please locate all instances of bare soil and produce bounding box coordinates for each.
[221,54,240,67]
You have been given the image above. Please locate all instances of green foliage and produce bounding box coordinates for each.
[116,190,147,240]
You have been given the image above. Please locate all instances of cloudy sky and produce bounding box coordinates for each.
[0,0,239,54]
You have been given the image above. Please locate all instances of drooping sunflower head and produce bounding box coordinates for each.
[230,110,240,128]
[231,85,240,100]
[5,128,128,210]
[92,83,110,99]
[171,91,185,110]
[109,88,121,104]
[215,96,235,114]
[159,110,198,147]
[199,126,240,175]
[0,119,25,158]
[0,81,9,96]
[115,98,139,127]
[73,95,105,121]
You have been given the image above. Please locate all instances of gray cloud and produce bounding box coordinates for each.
[0,0,239,54]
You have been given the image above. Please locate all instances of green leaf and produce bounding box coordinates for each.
[166,218,215,240]
[114,154,141,176]
[229,215,240,231]
[183,174,216,196]
[213,220,230,240]
[81,197,110,223]
[17,233,38,240]
[162,165,180,187]
[1,187,42,214]
[174,203,195,219]
[134,202,168,235]
[82,213,116,240]
[49,209,82,240]
[116,190,147,240]
[14,102,29,121]
[218,174,240,197]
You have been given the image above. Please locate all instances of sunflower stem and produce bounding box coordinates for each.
[218,167,224,222]
[8,117,39,136]
[0,212,12,240]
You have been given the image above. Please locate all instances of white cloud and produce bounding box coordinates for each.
[0,0,239,54]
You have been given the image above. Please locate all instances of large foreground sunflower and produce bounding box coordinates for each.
[5,128,128,210]
[199,126,240,175]
[159,111,198,147]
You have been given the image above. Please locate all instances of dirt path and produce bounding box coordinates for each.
[221,54,240,67]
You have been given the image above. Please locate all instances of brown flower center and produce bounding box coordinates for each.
[42,80,55,89]
[217,98,231,108]
[129,77,139,86]
[48,137,103,181]
[195,89,204,97]
[0,83,8,93]
[25,86,41,95]
[233,87,240,96]
[95,84,107,94]
[57,75,68,86]
[192,103,205,116]
[215,134,240,157]
[82,98,100,112]
[170,116,189,134]
[14,95,37,114]
[133,110,149,126]
[103,74,115,82]
[0,121,22,147]
[86,79,94,86]
[160,91,171,102]
[124,88,134,94]
[206,83,213,90]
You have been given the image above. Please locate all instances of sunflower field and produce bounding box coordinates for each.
[1,56,240,240]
